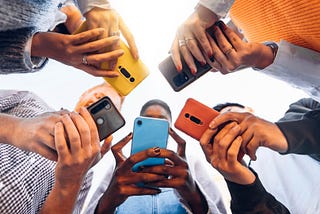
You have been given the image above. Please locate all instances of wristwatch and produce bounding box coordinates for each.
[263,41,278,58]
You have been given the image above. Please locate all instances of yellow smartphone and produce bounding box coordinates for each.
[73,22,150,96]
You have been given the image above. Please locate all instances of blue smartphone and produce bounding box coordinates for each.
[131,116,169,172]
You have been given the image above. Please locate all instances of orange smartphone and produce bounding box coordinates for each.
[175,98,244,161]
[73,22,149,96]
[174,98,219,141]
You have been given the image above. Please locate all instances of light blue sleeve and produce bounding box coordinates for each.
[198,0,235,18]
[259,40,320,103]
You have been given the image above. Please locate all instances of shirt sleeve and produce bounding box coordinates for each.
[198,0,235,18]
[0,27,48,74]
[76,0,111,14]
[226,168,290,214]
[259,40,320,103]
[276,109,320,155]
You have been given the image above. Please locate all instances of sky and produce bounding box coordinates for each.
[0,0,308,211]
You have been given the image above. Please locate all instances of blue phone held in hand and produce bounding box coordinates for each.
[131,116,169,172]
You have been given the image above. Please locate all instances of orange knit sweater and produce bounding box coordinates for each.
[229,0,320,52]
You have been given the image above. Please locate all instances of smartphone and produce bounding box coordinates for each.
[175,98,245,161]
[131,116,169,172]
[87,96,125,141]
[73,22,150,96]
[158,55,211,92]
[174,98,219,141]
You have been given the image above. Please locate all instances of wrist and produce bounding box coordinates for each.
[195,4,218,28]
[0,114,20,146]
[225,167,256,185]
[252,42,277,69]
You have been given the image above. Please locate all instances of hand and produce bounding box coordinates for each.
[200,122,256,184]
[171,4,218,74]
[207,112,288,160]
[31,29,124,77]
[9,109,69,161]
[206,21,275,74]
[84,7,139,68]
[40,108,100,214]
[95,134,164,214]
[140,131,208,214]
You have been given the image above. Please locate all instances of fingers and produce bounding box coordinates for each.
[72,28,105,45]
[118,16,139,60]
[122,147,161,171]
[101,135,113,157]
[55,122,69,161]
[60,114,82,154]
[209,112,245,130]
[111,133,132,165]
[153,149,188,168]
[169,128,186,158]
[75,36,121,55]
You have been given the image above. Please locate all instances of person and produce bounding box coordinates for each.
[83,99,227,213]
[0,0,138,77]
[0,0,138,160]
[205,100,320,213]
[0,90,101,213]
[170,0,320,102]
[199,102,290,213]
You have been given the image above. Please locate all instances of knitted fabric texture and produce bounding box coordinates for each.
[230,0,320,52]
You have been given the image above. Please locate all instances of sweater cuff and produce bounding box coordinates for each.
[77,0,111,14]
[0,27,47,74]
[226,168,266,210]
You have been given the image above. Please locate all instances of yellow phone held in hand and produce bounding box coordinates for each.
[73,22,150,96]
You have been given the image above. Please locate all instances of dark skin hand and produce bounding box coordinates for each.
[140,128,208,214]
[94,133,165,214]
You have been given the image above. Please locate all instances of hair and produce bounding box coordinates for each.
[213,102,245,112]
[140,99,172,121]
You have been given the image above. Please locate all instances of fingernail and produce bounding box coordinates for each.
[191,67,197,75]
[153,147,160,153]
[176,65,182,72]
[209,121,216,129]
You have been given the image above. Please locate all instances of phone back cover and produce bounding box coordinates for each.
[131,116,169,171]
[73,22,149,96]
[158,55,211,92]
[87,96,125,141]
[174,98,219,140]
[103,41,150,96]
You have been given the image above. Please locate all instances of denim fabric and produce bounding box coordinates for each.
[116,188,188,214]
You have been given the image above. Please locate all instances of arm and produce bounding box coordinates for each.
[226,169,290,214]
[200,122,290,214]
[0,27,48,74]
[276,109,320,154]
[40,108,100,213]
[259,40,320,102]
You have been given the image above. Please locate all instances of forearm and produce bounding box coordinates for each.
[277,111,320,154]
[259,40,320,103]
[178,184,208,214]
[226,168,290,214]
[94,193,119,214]
[40,182,82,214]
[0,114,20,146]
[0,27,46,74]
[76,0,111,15]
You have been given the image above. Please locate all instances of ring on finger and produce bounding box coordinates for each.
[223,47,234,55]
[185,37,195,43]
[178,39,186,47]
[82,54,88,65]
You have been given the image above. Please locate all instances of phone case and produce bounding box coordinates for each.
[87,96,125,141]
[131,116,169,172]
[158,56,211,92]
[73,22,150,96]
[174,98,219,141]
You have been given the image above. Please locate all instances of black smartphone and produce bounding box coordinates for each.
[158,54,212,92]
[87,96,125,141]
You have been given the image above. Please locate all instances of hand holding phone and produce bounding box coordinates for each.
[87,96,125,141]
[74,22,150,96]
[131,117,169,172]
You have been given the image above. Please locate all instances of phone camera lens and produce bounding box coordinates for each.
[185,113,190,118]
[129,77,135,82]
[96,117,104,125]
[137,120,142,125]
